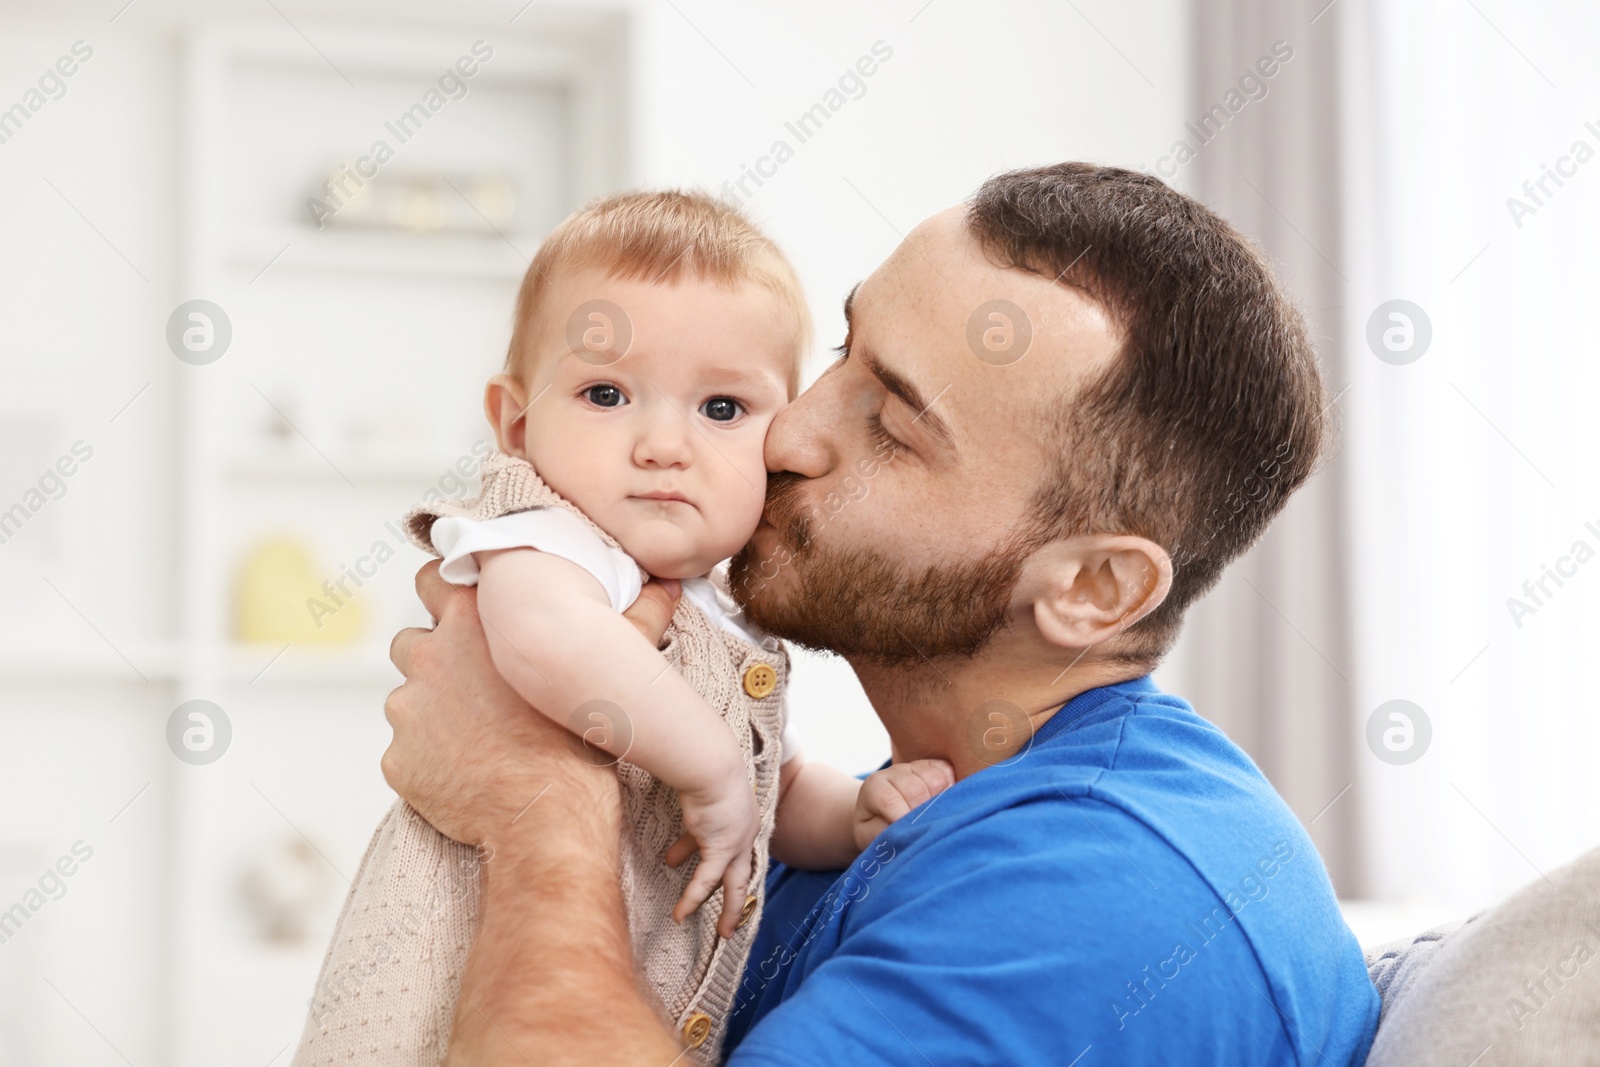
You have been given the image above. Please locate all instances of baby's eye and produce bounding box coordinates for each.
[699,397,744,422]
[584,384,626,408]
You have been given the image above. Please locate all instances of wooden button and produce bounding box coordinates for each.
[742,663,777,699]
[682,1011,713,1048]
[737,893,758,929]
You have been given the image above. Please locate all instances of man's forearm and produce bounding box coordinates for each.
[445,781,684,1066]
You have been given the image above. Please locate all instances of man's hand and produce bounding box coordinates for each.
[382,561,681,848]
[853,759,956,851]
[385,561,688,1066]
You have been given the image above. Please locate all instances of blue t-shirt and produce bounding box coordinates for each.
[723,676,1378,1066]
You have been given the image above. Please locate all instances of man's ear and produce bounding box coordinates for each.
[1026,535,1173,652]
[483,373,532,457]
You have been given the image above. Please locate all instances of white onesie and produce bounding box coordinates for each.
[429,511,801,765]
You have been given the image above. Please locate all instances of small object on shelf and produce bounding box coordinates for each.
[238,835,333,945]
[344,408,429,461]
[234,536,364,645]
[310,167,518,235]
[256,386,301,447]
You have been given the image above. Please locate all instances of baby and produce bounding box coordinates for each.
[292,191,953,1067]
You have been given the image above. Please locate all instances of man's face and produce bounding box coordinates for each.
[728,206,1120,665]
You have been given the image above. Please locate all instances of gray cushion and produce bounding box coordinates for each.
[1363,846,1600,1066]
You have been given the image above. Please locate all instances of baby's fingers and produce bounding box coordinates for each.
[854,810,891,852]
[672,852,727,925]
[864,777,914,823]
[900,758,957,805]
[664,831,697,868]
[715,852,754,939]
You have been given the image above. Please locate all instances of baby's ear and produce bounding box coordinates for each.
[483,374,531,455]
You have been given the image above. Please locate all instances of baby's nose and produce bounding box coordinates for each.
[633,408,694,468]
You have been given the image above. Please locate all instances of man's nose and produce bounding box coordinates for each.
[766,371,841,478]
[633,403,694,469]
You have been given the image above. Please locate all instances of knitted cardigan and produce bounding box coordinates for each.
[291,452,789,1066]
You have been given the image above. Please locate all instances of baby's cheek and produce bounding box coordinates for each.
[716,472,768,548]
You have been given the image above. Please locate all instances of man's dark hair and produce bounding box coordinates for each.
[967,162,1330,664]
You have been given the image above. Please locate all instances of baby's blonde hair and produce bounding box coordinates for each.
[506,190,811,397]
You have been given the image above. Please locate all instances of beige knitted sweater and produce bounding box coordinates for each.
[291,452,789,1066]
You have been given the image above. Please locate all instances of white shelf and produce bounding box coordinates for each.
[227,449,464,487]
[0,641,182,683]
[155,17,631,1066]
[223,642,401,686]
[226,225,532,283]
[0,641,399,687]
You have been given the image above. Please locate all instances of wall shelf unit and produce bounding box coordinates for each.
[162,13,629,1065]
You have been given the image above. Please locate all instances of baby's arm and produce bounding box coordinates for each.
[473,547,755,935]
[769,753,955,870]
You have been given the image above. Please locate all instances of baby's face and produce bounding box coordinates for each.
[517,270,795,579]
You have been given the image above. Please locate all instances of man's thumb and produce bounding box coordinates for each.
[625,578,680,646]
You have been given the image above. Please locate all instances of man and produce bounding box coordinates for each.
[381,163,1381,1064]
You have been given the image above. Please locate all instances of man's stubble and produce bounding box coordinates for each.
[727,473,1042,668]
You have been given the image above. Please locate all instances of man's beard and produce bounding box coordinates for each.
[727,473,1038,668]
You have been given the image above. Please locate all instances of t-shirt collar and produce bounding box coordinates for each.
[1032,673,1156,746]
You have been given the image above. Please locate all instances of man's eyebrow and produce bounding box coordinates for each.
[861,349,956,451]
[840,281,955,449]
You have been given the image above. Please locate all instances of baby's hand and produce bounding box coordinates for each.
[665,778,760,939]
[854,759,956,851]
